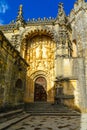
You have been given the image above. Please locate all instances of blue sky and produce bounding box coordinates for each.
[0,0,86,25]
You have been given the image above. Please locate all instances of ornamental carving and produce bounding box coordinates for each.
[25,35,56,77]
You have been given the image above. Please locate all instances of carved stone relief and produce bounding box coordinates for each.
[26,35,56,77]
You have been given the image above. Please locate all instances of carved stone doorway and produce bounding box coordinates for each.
[34,77,47,102]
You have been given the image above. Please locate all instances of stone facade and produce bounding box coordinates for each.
[0,0,87,112]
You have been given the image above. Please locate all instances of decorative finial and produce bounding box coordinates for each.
[16,4,26,28]
[58,3,63,13]
[58,3,65,16]
[16,4,23,21]
[19,4,23,16]
[57,2,66,24]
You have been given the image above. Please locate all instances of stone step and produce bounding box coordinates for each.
[29,112,80,116]
[25,102,80,116]
[0,109,23,123]
[26,109,77,112]
[0,113,30,130]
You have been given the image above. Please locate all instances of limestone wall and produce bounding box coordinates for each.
[69,0,87,112]
[55,57,87,112]
[0,31,28,110]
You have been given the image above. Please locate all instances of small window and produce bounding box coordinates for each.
[72,39,77,57]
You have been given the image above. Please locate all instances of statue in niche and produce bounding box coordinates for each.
[30,50,33,61]
[38,44,42,59]
[44,61,47,68]
[47,61,51,69]
[45,47,48,59]
[33,49,36,60]
[35,61,38,68]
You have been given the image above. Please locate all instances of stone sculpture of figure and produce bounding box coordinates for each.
[38,44,42,59]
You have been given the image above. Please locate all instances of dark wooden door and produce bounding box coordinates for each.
[34,77,47,102]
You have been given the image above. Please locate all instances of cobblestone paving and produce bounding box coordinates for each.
[7,114,87,130]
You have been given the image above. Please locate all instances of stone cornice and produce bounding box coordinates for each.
[0,23,16,32]
[27,17,55,24]
[0,18,56,32]
[0,16,70,33]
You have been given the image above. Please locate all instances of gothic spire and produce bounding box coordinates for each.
[16,4,26,28]
[58,3,65,16]
[55,3,72,58]
[57,3,66,24]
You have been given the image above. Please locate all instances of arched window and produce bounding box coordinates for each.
[72,39,77,57]
[15,79,23,89]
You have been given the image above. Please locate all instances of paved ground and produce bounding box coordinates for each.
[6,114,87,130]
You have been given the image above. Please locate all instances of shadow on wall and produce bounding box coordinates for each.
[15,78,24,103]
[51,79,82,113]
[47,86,81,130]
[64,80,82,113]
[0,78,24,113]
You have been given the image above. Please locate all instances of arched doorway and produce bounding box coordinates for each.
[34,77,47,102]
[21,29,56,102]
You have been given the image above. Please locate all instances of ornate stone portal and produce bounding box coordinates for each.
[23,34,56,102]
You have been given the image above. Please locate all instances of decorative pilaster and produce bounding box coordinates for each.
[56,3,72,58]
[55,2,72,79]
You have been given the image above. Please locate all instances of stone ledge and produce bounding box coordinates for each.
[55,95,74,99]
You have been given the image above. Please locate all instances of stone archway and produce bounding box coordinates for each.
[21,28,56,102]
[34,77,47,102]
